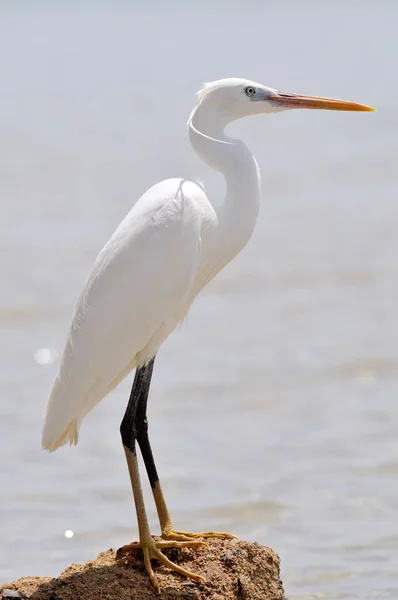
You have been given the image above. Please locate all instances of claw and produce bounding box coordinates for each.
[117,537,206,592]
[162,527,237,542]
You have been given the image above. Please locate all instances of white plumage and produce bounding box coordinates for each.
[43,179,210,450]
[42,78,373,452]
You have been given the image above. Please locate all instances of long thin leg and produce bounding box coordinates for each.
[135,357,235,542]
[120,362,150,541]
[134,358,171,531]
[118,359,205,592]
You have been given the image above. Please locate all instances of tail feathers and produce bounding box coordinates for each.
[42,357,135,452]
[42,374,83,452]
[42,419,79,452]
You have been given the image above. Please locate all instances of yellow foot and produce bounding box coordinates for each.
[162,526,237,542]
[117,538,206,593]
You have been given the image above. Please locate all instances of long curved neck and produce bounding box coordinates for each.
[188,106,261,245]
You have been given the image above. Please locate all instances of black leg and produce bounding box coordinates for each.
[135,357,159,488]
[120,357,155,456]
[124,355,235,543]
[121,355,180,533]
[118,355,205,591]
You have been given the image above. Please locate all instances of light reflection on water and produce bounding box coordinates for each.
[1,3,397,599]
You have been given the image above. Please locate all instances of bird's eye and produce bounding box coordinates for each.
[245,86,256,97]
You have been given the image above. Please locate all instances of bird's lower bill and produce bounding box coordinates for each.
[270,92,375,112]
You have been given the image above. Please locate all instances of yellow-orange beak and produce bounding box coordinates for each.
[270,92,375,112]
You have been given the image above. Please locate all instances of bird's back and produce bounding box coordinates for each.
[42,178,214,451]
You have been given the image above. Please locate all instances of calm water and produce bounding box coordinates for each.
[1,3,397,598]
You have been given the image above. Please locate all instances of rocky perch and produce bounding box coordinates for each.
[1,538,287,600]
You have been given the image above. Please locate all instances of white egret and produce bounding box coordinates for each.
[42,78,373,591]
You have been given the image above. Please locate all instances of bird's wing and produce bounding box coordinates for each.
[42,178,208,450]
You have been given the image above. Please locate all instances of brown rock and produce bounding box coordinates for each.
[1,538,287,600]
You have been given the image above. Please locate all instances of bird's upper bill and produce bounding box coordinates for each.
[267,91,375,112]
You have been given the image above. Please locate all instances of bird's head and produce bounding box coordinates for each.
[189,78,374,127]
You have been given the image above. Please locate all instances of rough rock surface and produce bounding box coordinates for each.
[1,538,287,600]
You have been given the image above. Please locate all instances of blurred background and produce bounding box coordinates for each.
[0,1,396,598]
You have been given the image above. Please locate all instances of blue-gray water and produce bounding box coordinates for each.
[0,2,396,598]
